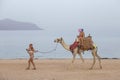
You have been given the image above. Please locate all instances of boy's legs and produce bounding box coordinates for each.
[79,37,84,45]
[31,58,36,70]
[26,58,31,70]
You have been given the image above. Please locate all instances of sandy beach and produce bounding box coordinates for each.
[0,59,120,80]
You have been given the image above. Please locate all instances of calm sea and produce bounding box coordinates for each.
[0,30,120,59]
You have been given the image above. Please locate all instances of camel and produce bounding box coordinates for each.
[54,37,102,69]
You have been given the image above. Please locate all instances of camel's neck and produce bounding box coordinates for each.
[60,39,70,51]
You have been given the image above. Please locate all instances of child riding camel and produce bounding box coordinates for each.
[70,28,85,52]
[78,28,85,46]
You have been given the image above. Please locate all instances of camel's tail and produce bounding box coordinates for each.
[93,43,98,53]
[96,46,98,53]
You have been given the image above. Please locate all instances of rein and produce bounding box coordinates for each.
[35,43,58,53]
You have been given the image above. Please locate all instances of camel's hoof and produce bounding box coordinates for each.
[100,66,102,69]
[32,68,36,70]
[26,67,30,70]
[89,67,93,70]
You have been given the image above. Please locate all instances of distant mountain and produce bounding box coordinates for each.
[0,19,42,30]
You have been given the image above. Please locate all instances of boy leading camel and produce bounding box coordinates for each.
[26,43,36,70]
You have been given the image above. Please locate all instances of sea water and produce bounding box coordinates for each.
[0,30,73,59]
[0,30,120,59]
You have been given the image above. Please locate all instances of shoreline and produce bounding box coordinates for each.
[0,57,120,60]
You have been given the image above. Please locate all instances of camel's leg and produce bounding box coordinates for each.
[90,51,96,69]
[96,53,102,69]
[67,52,76,70]
[72,53,76,63]
[78,53,84,63]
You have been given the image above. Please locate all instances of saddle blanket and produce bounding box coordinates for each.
[70,41,79,50]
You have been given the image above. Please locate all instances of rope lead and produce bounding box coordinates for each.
[35,43,58,54]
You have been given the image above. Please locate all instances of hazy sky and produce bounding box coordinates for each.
[0,0,120,58]
[0,0,120,37]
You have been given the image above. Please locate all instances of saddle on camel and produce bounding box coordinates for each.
[70,34,95,52]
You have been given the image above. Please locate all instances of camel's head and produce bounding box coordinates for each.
[54,37,63,43]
